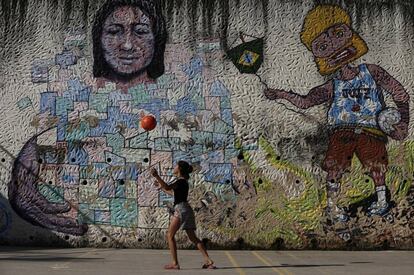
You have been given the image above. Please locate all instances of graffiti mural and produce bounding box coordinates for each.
[264,4,410,222]
[0,0,413,248]
[7,0,248,237]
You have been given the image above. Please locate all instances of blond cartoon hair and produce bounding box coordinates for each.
[300,4,368,75]
[300,5,351,50]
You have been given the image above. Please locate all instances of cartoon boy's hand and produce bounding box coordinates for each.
[264,88,284,100]
[390,121,408,141]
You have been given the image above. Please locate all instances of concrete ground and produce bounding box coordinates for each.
[0,247,413,275]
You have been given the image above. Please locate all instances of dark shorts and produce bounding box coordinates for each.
[173,202,196,230]
[323,129,388,173]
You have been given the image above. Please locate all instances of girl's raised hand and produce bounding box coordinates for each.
[150,168,159,177]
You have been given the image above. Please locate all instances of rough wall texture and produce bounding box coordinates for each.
[0,0,413,249]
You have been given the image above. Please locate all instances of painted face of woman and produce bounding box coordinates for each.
[101,6,155,77]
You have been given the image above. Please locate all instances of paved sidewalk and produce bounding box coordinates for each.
[0,247,413,275]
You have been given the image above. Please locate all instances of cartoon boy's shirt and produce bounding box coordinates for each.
[327,64,385,129]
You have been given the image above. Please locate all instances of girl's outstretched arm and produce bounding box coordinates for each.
[151,168,177,195]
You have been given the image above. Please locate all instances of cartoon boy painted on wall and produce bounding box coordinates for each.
[264,5,410,221]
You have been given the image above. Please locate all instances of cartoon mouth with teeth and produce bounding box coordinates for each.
[328,46,357,67]
[314,33,368,75]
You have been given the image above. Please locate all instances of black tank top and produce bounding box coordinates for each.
[173,178,189,205]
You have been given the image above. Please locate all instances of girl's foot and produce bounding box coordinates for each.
[202,262,216,269]
[164,263,180,270]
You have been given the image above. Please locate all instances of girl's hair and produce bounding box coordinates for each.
[177,160,193,180]
[92,0,167,80]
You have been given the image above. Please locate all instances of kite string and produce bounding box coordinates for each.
[254,73,324,127]
[229,32,261,49]
[209,52,324,127]
[226,32,323,127]
[240,31,262,40]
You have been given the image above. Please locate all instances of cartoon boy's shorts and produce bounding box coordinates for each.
[323,128,388,173]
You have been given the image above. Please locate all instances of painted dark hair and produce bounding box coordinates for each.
[177,160,193,180]
[92,0,167,80]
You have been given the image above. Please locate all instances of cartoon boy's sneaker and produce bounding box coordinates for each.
[325,205,349,223]
[367,201,389,217]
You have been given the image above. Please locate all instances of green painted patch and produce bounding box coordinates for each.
[110,198,138,227]
[38,183,65,204]
[89,93,108,113]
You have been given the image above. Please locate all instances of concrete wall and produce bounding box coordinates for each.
[0,0,413,249]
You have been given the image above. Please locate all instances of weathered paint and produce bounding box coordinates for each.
[0,0,413,249]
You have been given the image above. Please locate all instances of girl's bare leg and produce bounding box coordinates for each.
[186,229,214,265]
[167,216,181,266]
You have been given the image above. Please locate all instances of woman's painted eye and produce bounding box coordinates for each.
[106,27,122,35]
[133,27,150,35]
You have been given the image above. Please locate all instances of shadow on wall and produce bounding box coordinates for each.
[0,141,78,247]
[0,137,125,248]
[0,192,74,247]
[6,133,88,236]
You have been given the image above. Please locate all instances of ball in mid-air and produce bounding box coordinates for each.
[141,115,157,131]
[377,108,401,134]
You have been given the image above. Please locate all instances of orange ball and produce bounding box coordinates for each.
[141,115,157,131]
